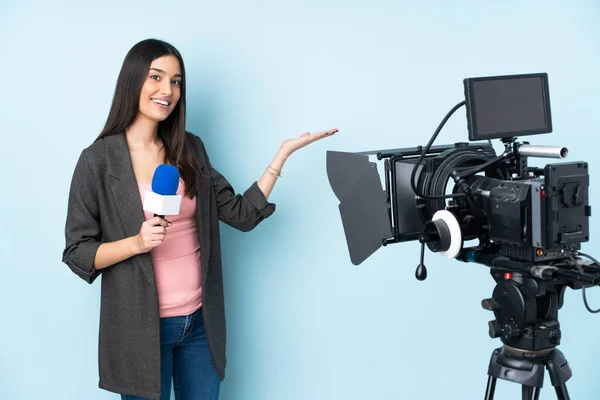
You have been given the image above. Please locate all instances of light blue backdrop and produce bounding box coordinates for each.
[1,0,599,399]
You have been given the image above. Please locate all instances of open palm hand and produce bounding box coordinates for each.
[280,128,338,157]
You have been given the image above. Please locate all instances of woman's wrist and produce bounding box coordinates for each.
[277,147,289,159]
[130,235,144,256]
[273,147,290,167]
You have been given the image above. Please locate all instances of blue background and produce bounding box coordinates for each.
[1,0,599,399]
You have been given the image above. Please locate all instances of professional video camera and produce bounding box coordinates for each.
[327,73,600,400]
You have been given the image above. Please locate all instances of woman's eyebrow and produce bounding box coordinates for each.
[150,67,182,78]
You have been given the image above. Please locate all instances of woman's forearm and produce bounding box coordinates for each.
[257,148,289,200]
[93,236,141,270]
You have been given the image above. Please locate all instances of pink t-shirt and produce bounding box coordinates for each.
[138,180,202,318]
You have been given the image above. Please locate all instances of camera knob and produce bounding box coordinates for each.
[488,320,502,338]
[481,298,501,311]
[549,328,562,344]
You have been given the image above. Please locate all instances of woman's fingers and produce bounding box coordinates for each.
[151,225,167,234]
[151,234,166,243]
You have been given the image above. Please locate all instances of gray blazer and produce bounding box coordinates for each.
[62,131,275,399]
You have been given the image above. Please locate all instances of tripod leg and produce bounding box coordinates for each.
[529,387,540,400]
[522,386,531,400]
[484,376,496,400]
[555,384,570,400]
[522,386,540,400]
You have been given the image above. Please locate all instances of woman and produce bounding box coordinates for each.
[62,38,337,400]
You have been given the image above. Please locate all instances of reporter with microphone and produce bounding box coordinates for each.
[62,38,337,400]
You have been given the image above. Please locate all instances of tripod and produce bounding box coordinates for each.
[484,345,572,400]
[478,266,578,399]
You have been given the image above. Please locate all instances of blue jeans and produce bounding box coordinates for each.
[121,307,221,400]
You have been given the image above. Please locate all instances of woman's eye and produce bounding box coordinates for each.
[150,75,160,81]
[172,80,181,86]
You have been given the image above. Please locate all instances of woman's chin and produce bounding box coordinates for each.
[149,111,172,123]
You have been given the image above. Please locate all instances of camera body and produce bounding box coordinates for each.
[404,142,591,265]
[464,162,590,261]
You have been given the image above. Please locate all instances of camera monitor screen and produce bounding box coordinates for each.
[464,73,552,141]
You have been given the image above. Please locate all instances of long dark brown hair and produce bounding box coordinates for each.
[97,38,196,198]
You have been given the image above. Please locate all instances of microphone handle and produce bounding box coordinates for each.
[153,213,170,226]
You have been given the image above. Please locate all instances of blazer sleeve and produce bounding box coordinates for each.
[194,135,276,232]
[62,149,103,284]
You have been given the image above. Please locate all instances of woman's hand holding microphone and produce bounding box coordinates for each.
[135,217,170,254]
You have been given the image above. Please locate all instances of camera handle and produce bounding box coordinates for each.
[415,240,427,280]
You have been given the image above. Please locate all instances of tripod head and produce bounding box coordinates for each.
[462,247,600,352]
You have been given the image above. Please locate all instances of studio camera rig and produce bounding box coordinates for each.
[327,73,600,399]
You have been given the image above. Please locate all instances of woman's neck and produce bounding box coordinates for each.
[126,114,160,149]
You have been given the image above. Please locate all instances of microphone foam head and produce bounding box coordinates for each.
[152,164,180,195]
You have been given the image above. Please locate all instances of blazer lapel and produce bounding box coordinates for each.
[104,132,156,287]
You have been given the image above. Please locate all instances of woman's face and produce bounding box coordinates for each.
[138,55,182,123]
